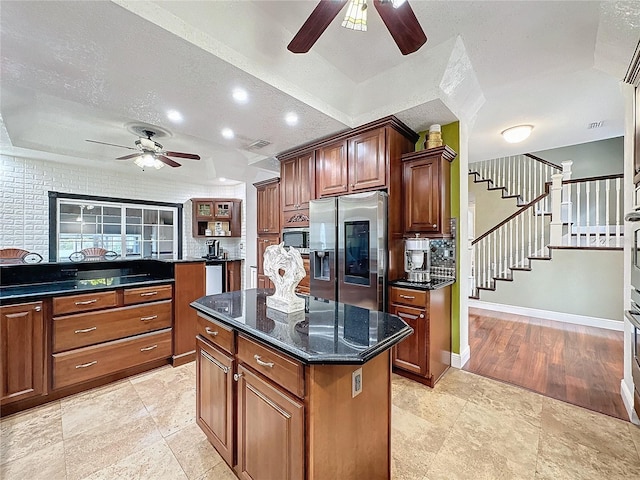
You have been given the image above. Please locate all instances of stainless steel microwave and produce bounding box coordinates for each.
[282,228,309,254]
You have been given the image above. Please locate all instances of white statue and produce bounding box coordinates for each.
[263,243,306,313]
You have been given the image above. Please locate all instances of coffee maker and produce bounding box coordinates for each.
[205,239,221,259]
[404,235,431,283]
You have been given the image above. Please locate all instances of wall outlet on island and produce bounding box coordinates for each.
[352,367,363,398]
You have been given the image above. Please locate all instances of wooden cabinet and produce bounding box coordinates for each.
[197,336,235,467]
[401,146,456,237]
[255,179,281,234]
[225,260,242,292]
[281,152,314,227]
[316,139,349,197]
[295,256,310,296]
[173,261,205,365]
[0,301,45,405]
[390,285,451,387]
[191,198,242,238]
[257,236,279,290]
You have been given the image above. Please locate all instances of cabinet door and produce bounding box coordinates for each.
[281,158,299,212]
[197,337,235,467]
[390,304,428,376]
[316,140,348,197]
[195,200,215,219]
[226,261,242,292]
[236,365,304,480]
[257,182,280,233]
[404,156,441,234]
[348,128,386,192]
[295,257,310,295]
[257,236,279,290]
[1,302,45,405]
[297,152,314,209]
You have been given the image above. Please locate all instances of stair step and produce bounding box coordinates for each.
[527,256,552,261]
[493,276,513,282]
[510,266,532,271]
[477,285,496,291]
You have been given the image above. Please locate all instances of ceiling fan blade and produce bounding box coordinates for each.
[373,0,427,55]
[287,0,348,53]
[86,139,137,150]
[163,151,201,160]
[157,155,182,168]
[116,153,143,160]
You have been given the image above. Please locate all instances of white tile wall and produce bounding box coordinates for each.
[0,155,247,267]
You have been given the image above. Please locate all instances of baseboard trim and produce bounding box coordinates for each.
[468,300,624,331]
[621,379,639,425]
[452,345,470,369]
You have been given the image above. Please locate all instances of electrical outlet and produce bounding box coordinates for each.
[239,243,244,250]
[352,368,362,398]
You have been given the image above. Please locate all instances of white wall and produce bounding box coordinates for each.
[0,154,246,263]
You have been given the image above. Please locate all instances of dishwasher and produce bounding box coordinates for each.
[205,264,223,295]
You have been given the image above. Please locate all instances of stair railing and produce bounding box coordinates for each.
[549,173,624,248]
[471,189,551,295]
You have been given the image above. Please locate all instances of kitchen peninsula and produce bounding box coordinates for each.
[191,289,413,480]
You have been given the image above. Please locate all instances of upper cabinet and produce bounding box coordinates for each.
[401,146,457,237]
[315,139,349,197]
[254,178,281,234]
[281,151,314,227]
[191,198,242,238]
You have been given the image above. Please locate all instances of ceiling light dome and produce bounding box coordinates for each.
[501,125,533,143]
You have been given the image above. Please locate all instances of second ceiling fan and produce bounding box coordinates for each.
[287,0,427,56]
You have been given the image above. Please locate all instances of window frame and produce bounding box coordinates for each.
[49,191,183,262]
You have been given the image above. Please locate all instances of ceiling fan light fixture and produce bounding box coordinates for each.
[391,0,406,8]
[501,125,534,143]
[342,0,367,31]
[135,153,164,170]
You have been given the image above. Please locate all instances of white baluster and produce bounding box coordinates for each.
[595,180,601,246]
[509,220,514,270]
[576,183,581,247]
[616,177,621,246]
[528,204,533,257]
[566,183,572,247]
[605,179,610,246]
[585,183,591,247]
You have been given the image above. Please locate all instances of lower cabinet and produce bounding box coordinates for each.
[0,301,45,405]
[390,285,452,387]
[295,256,310,296]
[226,260,242,292]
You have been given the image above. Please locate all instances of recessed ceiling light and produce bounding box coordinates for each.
[219,177,226,182]
[166,109,183,123]
[285,112,299,126]
[221,128,234,139]
[232,88,248,104]
[501,125,533,143]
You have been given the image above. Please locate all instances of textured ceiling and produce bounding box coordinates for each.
[1,0,639,185]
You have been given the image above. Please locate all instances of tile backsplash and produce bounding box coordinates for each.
[429,218,456,279]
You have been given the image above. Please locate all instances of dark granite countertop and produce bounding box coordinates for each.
[0,275,174,301]
[388,277,455,291]
[191,289,413,365]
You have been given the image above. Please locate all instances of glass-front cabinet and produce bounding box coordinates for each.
[191,198,242,238]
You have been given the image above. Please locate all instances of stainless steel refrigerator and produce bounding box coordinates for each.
[309,191,388,311]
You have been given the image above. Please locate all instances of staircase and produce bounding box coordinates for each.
[469,155,623,299]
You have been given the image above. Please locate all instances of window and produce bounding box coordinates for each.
[50,192,182,261]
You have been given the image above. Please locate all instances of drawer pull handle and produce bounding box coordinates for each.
[75,361,97,369]
[205,327,219,336]
[74,326,97,334]
[399,295,415,300]
[398,312,419,321]
[34,306,42,312]
[140,291,158,297]
[140,315,158,322]
[140,345,158,352]
[75,299,97,306]
[254,355,274,368]
[201,350,229,374]
[233,373,243,382]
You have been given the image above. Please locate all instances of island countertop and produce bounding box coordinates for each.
[191,289,413,365]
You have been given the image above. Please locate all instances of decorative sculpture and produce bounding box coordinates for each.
[263,243,306,313]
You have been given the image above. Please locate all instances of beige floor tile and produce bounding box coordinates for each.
[166,423,225,479]
[541,396,638,464]
[535,430,640,480]
[426,431,534,480]
[392,378,467,430]
[630,422,640,458]
[432,368,481,401]
[454,400,539,470]
[78,439,188,480]
[196,461,237,480]
[64,415,163,480]
[0,400,63,465]
[61,382,149,439]
[467,376,543,427]
[391,405,440,480]
[0,440,67,480]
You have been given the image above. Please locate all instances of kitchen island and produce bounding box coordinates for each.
[190,289,413,480]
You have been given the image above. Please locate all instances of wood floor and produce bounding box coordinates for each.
[464,307,627,420]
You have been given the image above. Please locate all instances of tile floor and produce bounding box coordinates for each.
[1,363,639,480]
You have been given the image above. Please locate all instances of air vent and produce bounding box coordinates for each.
[247,139,271,149]
[587,121,604,129]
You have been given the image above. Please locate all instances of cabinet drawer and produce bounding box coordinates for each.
[237,335,304,398]
[53,300,173,353]
[197,314,235,354]
[123,284,172,305]
[53,291,117,315]
[390,287,426,308]
[52,329,172,390]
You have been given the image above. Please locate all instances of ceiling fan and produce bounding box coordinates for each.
[287,0,426,56]
[86,130,201,168]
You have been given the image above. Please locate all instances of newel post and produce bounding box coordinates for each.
[550,173,564,245]
[561,160,573,222]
